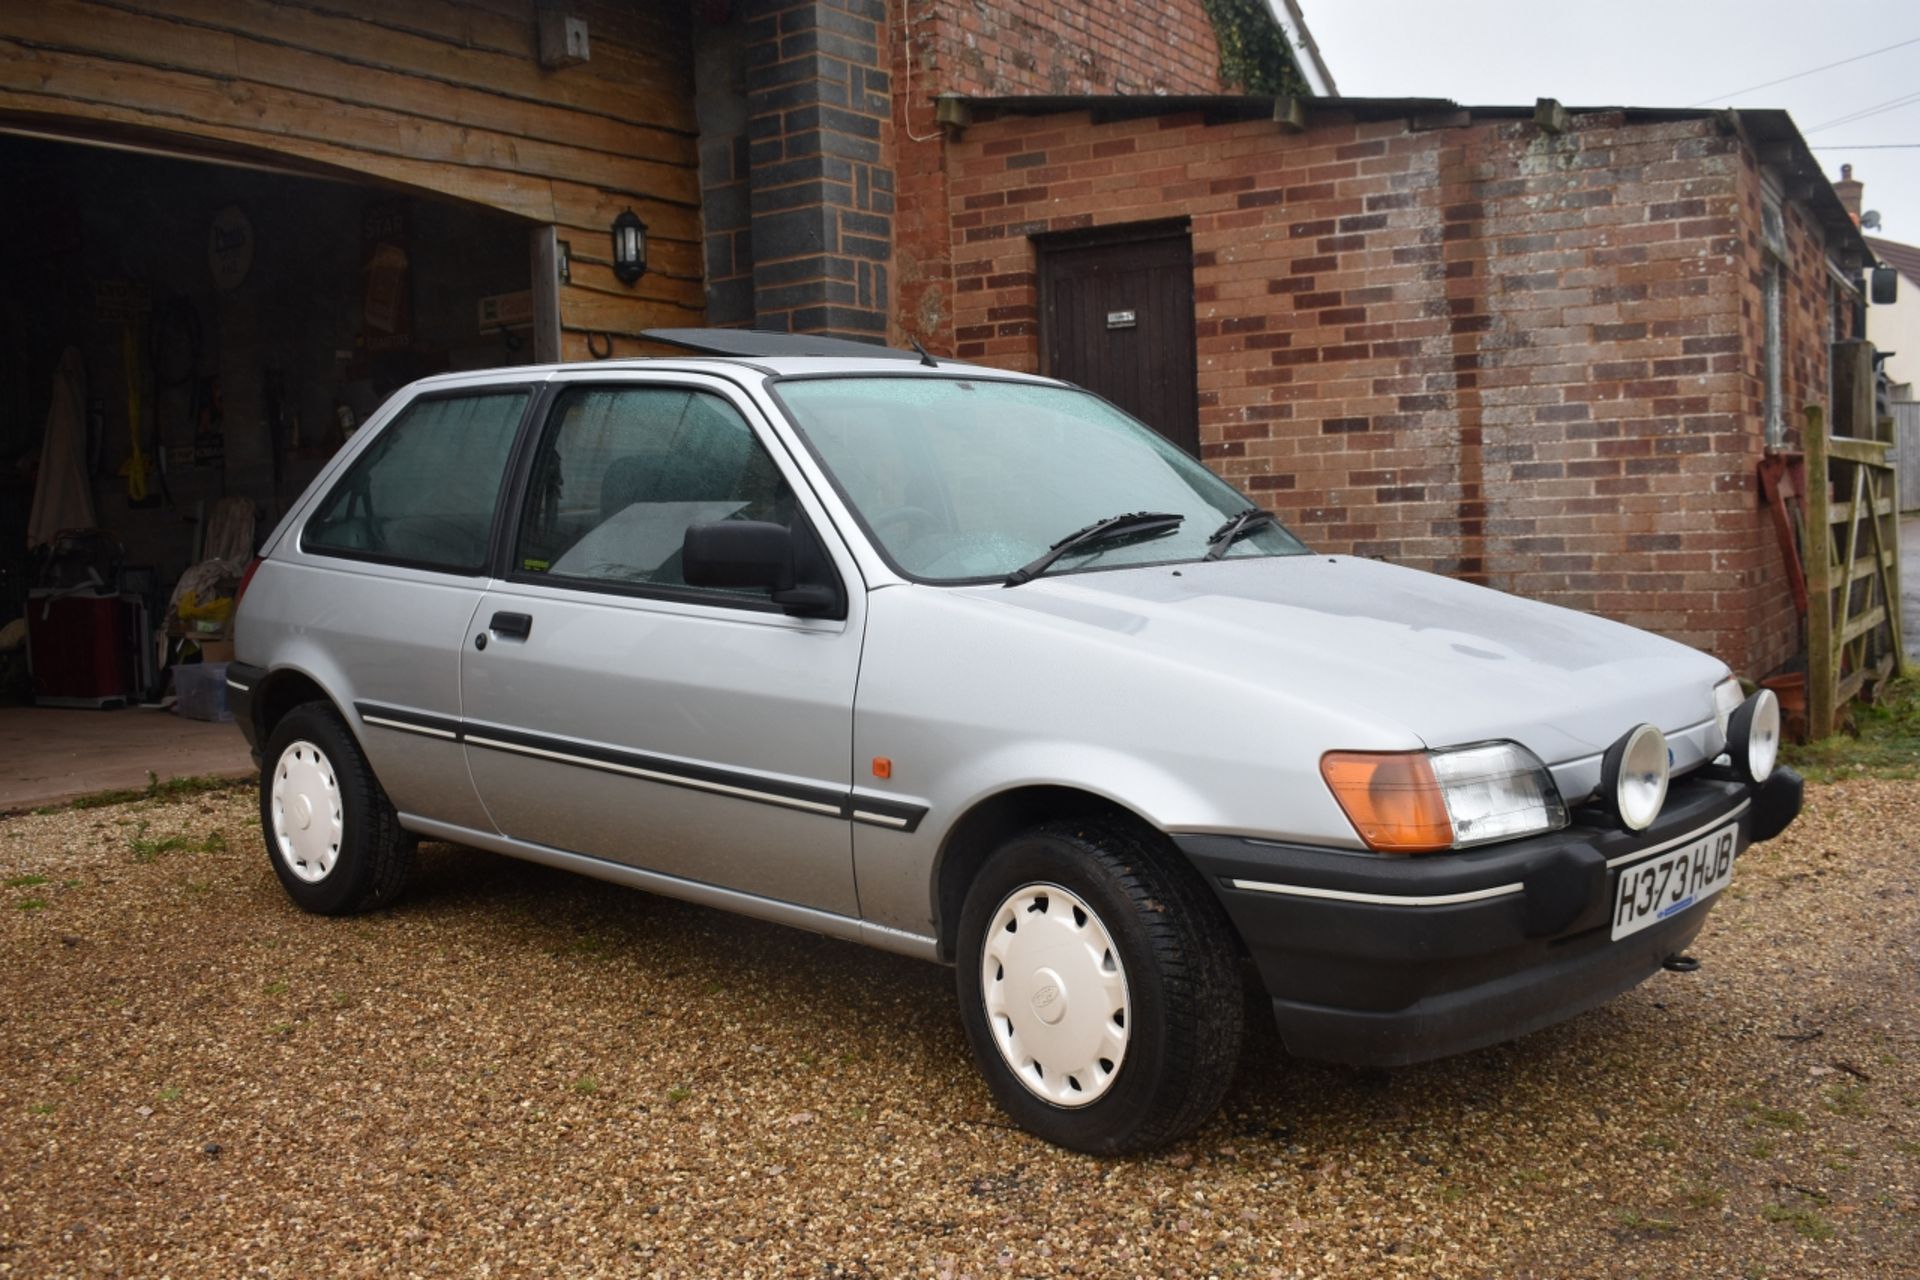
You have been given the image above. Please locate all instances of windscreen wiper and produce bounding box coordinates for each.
[1005,511,1184,587]
[1204,507,1279,561]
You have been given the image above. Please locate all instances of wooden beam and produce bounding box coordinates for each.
[529,226,563,365]
[1845,548,1898,583]
[934,94,971,130]
[1826,435,1889,466]
[1829,495,1896,523]
[1840,604,1888,648]
[1534,98,1569,134]
[1840,464,1866,632]
[1864,469,1905,672]
[1804,405,1836,739]
[0,39,700,204]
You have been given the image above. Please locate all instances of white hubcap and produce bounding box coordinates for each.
[981,883,1130,1107]
[271,740,343,884]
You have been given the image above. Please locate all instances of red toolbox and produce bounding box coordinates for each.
[26,591,148,708]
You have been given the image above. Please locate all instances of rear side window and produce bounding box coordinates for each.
[514,386,797,597]
[303,391,528,573]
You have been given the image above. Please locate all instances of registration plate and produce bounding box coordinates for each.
[1610,822,1739,941]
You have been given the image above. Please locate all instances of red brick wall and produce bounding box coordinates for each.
[1731,147,1853,677]
[915,0,1225,98]
[941,107,1840,676]
[891,0,1229,350]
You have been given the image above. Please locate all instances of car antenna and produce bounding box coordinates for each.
[908,335,939,368]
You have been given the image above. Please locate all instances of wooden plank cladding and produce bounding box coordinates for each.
[0,0,705,348]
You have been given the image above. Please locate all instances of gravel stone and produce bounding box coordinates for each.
[1,781,1915,1276]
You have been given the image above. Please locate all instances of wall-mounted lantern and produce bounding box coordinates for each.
[1871,264,1898,305]
[612,209,647,285]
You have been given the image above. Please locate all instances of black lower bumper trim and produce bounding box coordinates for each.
[1750,765,1802,843]
[1269,909,1709,1067]
[226,661,266,751]
[1177,767,1802,1067]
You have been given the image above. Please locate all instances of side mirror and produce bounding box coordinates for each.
[683,520,794,591]
[1871,264,1899,305]
[682,520,839,616]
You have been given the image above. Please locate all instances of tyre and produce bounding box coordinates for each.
[259,701,415,915]
[954,819,1243,1154]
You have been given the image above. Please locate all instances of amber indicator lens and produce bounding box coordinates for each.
[1319,751,1454,853]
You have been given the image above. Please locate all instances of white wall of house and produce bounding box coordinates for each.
[1869,269,1920,399]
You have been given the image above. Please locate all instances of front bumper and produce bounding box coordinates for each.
[1176,766,1802,1068]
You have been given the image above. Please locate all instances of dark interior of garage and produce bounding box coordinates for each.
[0,132,534,728]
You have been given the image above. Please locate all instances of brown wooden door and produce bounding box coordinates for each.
[1038,224,1198,453]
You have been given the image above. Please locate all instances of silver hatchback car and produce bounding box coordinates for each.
[229,329,1800,1153]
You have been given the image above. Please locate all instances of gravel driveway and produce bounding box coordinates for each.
[2,781,1915,1278]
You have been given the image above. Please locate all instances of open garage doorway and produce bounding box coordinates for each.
[0,129,539,801]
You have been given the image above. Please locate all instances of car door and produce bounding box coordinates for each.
[458,374,865,916]
[288,386,535,832]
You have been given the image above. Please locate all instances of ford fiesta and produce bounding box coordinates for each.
[227,328,1801,1154]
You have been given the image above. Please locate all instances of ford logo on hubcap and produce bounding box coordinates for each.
[1028,970,1068,1025]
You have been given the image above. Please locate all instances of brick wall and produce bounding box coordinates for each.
[1730,146,1856,676]
[743,0,894,337]
[695,14,755,325]
[942,106,1841,676]
[892,0,1230,349]
[915,0,1225,98]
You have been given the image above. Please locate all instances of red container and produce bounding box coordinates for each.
[26,592,142,707]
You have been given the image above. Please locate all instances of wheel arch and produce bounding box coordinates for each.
[931,785,1184,963]
[253,665,348,747]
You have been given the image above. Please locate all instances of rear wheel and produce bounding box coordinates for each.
[955,819,1243,1153]
[260,701,414,915]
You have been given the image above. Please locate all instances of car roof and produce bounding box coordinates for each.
[402,326,1063,391]
[403,354,1059,390]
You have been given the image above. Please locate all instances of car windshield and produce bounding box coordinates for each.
[775,376,1308,582]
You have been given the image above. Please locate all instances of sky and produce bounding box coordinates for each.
[1301,0,1920,246]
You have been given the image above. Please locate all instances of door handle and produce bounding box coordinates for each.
[489,611,533,640]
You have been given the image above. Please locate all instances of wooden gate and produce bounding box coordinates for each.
[1804,341,1905,737]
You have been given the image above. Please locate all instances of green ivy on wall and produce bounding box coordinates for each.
[1201,0,1309,97]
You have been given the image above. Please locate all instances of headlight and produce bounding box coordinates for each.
[1601,723,1670,832]
[1712,676,1743,745]
[1726,689,1781,783]
[1321,742,1568,854]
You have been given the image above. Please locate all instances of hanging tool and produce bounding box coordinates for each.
[118,325,149,502]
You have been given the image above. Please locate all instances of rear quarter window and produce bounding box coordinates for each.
[302,390,529,574]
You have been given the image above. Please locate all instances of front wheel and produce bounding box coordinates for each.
[955,820,1243,1154]
[260,701,415,915]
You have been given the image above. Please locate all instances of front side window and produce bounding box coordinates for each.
[514,386,798,598]
[304,390,528,573]
[775,376,1307,582]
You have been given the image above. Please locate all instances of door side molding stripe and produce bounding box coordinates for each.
[464,732,845,817]
[355,702,465,741]
[354,702,929,831]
